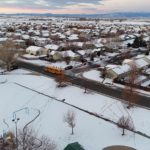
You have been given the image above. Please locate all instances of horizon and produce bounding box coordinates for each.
[0,0,150,14]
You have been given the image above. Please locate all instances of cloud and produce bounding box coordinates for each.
[0,0,150,14]
[0,0,101,8]
[0,0,103,13]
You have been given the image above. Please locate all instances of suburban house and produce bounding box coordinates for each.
[68,34,79,41]
[144,55,150,64]
[26,46,47,56]
[0,38,7,44]
[123,58,149,70]
[62,50,80,60]
[106,64,131,79]
[45,44,59,51]
[14,39,26,48]
[49,51,62,61]
[35,37,49,47]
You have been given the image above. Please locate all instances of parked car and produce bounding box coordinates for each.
[65,65,73,70]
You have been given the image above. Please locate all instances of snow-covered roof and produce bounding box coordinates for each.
[123,59,133,64]
[0,38,7,42]
[134,54,145,59]
[106,64,118,69]
[73,42,84,47]
[62,50,78,57]
[135,59,149,68]
[22,34,30,40]
[45,44,59,50]
[49,51,57,55]
[112,64,131,75]
[26,46,43,52]
[68,34,79,40]
[94,43,104,48]
[78,50,86,56]
[36,37,47,41]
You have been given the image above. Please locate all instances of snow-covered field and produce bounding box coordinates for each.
[0,69,150,150]
[83,69,113,84]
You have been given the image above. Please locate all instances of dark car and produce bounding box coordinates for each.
[64,65,73,70]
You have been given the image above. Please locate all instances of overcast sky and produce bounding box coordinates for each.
[0,0,150,14]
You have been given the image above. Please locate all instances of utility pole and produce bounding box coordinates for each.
[12,117,20,150]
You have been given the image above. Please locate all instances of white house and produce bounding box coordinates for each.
[106,64,131,79]
[123,58,149,69]
[26,46,47,56]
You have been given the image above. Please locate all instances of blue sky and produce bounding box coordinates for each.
[0,0,150,14]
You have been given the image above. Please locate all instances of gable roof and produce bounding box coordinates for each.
[26,46,43,52]
[45,44,59,50]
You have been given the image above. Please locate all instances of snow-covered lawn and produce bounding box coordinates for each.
[0,69,150,150]
[83,69,113,84]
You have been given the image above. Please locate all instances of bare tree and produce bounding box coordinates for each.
[39,136,57,150]
[122,63,139,109]
[55,73,68,88]
[0,40,18,71]
[117,116,134,136]
[63,110,76,135]
[18,128,57,150]
[101,66,107,83]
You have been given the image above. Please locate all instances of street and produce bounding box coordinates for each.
[17,60,150,109]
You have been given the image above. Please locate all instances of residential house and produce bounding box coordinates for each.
[45,44,59,51]
[62,50,80,60]
[106,64,131,79]
[49,51,62,61]
[26,46,47,56]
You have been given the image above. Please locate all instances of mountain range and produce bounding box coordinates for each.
[1,12,150,18]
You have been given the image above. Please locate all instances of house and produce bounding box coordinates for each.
[42,30,49,38]
[22,34,30,40]
[26,46,47,56]
[77,50,86,57]
[123,58,149,69]
[68,34,79,41]
[14,40,26,48]
[45,44,59,51]
[62,50,80,60]
[106,64,131,79]
[35,37,49,47]
[49,51,62,61]
[144,55,150,64]
[0,38,7,44]
[94,43,104,49]
[134,58,149,69]
[0,31,5,37]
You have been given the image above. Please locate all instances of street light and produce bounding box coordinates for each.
[12,118,20,150]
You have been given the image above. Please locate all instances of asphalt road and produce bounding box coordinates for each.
[17,60,150,109]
